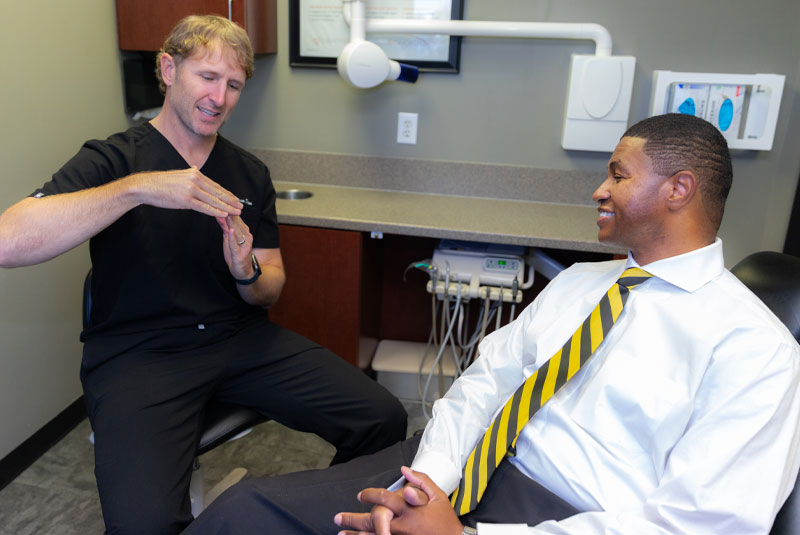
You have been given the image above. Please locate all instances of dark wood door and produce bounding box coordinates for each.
[269,225,373,368]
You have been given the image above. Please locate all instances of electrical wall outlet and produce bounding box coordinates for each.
[397,112,418,144]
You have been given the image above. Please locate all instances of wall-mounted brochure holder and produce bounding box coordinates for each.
[650,71,785,151]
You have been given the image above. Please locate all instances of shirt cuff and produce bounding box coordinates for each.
[410,449,462,495]
[476,523,530,535]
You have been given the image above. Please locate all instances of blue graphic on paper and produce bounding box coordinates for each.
[718,98,734,131]
[678,97,696,116]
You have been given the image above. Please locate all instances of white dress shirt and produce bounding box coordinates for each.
[411,239,800,534]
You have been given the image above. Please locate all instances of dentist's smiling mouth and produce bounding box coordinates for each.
[198,106,221,117]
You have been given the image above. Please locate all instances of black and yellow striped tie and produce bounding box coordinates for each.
[450,267,653,515]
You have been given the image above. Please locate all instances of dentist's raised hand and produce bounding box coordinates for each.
[128,166,242,217]
[217,215,255,280]
[215,214,286,307]
[0,167,242,267]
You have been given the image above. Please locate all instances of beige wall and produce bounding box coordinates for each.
[0,1,128,457]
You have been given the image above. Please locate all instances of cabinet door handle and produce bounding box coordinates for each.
[228,0,233,20]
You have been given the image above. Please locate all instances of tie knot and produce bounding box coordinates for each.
[617,267,653,290]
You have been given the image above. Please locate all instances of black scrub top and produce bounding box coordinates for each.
[32,123,280,347]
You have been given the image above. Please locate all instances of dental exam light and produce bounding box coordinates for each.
[337,0,418,88]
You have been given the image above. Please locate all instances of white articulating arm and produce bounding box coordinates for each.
[338,0,635,152]
[338,0,614,89]
[342,1,612,57]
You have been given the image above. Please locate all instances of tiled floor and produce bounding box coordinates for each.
[0,400,427,534]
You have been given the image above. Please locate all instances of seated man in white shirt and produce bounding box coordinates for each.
[184,113,800,535]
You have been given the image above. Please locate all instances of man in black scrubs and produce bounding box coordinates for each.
[0,15,406,535]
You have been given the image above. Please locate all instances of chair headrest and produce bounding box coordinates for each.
[731,251,800,342]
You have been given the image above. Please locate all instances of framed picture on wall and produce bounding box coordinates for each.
[289,0,464,72]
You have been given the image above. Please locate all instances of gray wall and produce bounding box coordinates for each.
[0,1,128,458]
[222,0,800,266]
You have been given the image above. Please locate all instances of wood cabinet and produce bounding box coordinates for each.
[268,225,383,368]
[115,0,277,54]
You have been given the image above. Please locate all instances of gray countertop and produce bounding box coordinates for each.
[274,181,623,254]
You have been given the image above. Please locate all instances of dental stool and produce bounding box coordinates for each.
[731,251,800,535]
[189,402,266,515]
[82,269,268,516]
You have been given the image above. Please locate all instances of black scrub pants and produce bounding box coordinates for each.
[81,319,407,535]
[182,434,580,534]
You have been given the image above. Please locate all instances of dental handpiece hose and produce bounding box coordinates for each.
[510,277,519,322]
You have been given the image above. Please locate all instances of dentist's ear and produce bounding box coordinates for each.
[159,53,177,88]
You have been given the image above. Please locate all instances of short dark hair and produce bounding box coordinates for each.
[623,113,733,230]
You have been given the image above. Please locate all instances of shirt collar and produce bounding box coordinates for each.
[624,238,725,292]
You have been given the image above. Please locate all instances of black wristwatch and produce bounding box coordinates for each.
[234,254,261,285]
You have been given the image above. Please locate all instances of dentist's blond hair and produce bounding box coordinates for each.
[155,14,254,94]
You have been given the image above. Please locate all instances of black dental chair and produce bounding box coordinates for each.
[731,251,800,535]
[82,269,267,515]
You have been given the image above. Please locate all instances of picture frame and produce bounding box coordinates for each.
[289,0,463,73]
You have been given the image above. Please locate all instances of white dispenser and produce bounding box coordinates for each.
[562,55,637,152]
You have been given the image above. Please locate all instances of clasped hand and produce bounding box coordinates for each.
[334,466,463,535]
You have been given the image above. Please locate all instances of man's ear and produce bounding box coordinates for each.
[666,170,697,211]
[159,53,176,88]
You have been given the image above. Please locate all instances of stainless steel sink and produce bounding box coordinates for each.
[276,189,313,200]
